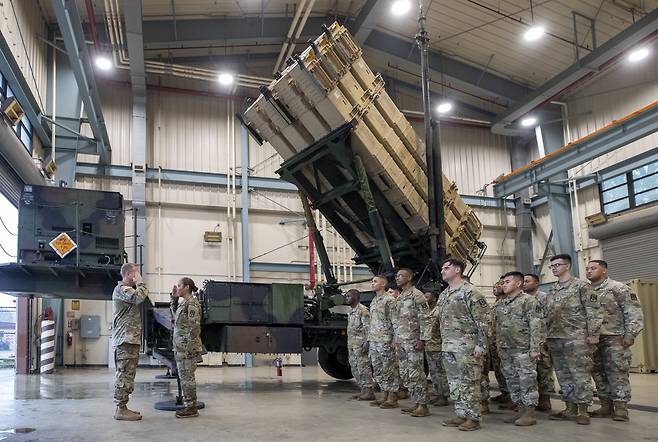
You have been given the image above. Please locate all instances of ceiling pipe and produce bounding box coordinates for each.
[273,0,307,74]
[85,0,100,49]
[282,0,316,63]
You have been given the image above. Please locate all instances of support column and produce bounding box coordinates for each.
[240,125,250,283]
[539,120,578,275]
[511,135,534,274]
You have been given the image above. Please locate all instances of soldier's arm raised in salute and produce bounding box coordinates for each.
[617,284,644,347]
[116,273,149,304]
[582,283,603,344]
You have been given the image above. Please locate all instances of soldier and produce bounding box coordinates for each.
[424,290,449,407]
[112,262,149,421]
[545,254,602,425]
[386,282,409,400]
[368,275,400,409]
[345,289,375,401]
[495,272,545,426]
[524,273,556,411]
[395,268,431,418]
[438,258,490,432]
[483,278,511,413]
[171,277,204,418]
[586,260,644,422]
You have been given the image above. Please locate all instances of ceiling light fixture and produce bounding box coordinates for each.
[218,73,235,85]
[94,56,112,71]
[628,47,650,62]
[437,101,453,114]
[524,25,545,42]
[391,0,411,16]
[520,116,538,127]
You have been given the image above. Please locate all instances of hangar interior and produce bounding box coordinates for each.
[0,0,657,440]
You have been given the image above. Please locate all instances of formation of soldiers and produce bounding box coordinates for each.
[112,263,203,420]
[346,255,644,431]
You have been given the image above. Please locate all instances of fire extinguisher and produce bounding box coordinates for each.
[66,331,73,347]
[274,357,283,377]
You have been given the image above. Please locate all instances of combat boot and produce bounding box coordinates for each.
[351,388,364,400]
[433,396,449,406]
[589,398,613,418]
[442,416,466,427]
[480,400,490,414]
[379,391,399,409]
[175,406,199,418]
[549,402,577,420]
[537,394,552,411]
[514,406,537,426]
[114,405,142,421]
[575,404,590,425]
[612,401,629,422]
[370,392,387,406]
[401,403,417,414]
[503,407,522,424]
[358,387,376,401]
[410,404,430,417]
[458,419,481,431]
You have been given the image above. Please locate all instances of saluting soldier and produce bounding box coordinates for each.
[112,263,149,421]
[171,277,204,418]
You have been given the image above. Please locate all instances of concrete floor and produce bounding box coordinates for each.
[1,367,658,442]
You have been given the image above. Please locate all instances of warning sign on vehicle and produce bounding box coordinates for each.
[49,232,77,258]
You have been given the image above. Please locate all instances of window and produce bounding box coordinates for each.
[600,159,658,215]
[0,72,33,152]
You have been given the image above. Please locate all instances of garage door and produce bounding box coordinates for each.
[601,226,658,280]
[0,154,22,206]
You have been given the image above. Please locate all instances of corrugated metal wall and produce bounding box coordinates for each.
[0,0,48,110]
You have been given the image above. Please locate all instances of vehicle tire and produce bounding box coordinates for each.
[318,346,353,380]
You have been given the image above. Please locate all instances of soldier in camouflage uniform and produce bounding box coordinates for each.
[394,268,431,418]
[345,289,375,401]
[386,282,409,400]
[112,263,149,421]
[545,254,602,425]
[424,290,449,406]
[525,273,556,411]
[438,258,490,432]
[171,277,204,418]
[586,260,644,422]
[496,272,545,427]
[368,275,400,409]
[482,279,511,413]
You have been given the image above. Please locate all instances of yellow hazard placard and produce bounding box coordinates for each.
[49,232,77,258]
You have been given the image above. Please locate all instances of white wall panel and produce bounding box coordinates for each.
[0,0,48,109]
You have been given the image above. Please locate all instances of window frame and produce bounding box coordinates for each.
[0,72,33,152]
[599,159,658,215]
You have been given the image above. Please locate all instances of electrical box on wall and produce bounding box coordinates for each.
[80,315,101,338]
[204,231,222,243]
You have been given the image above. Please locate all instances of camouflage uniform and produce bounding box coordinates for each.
[425,304,449,398]
[171,295,204,408]
[347,303,374,391]
[438,282,490,421]
[534,290,556,395]
[495,292,545,407]
[391,296,405,393]
[591,278,644,403]
[545,278,602,405]
[112,282,149,406]
[481,299,507,400]
[396,286,431,405]
[368,292,399,393]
